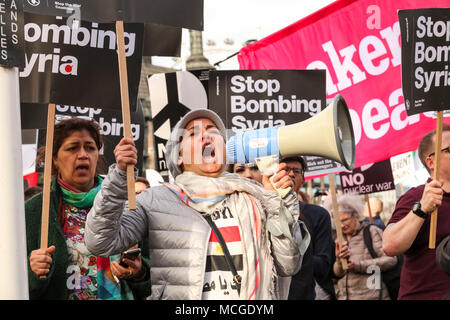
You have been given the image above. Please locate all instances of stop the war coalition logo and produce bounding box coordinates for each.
[0,0,25,67]
[19,12,143,110]
[148,71,209,177]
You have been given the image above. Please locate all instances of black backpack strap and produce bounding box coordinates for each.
[363,225,378,259]
[204,215,242,295]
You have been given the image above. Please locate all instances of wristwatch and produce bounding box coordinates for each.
[412,202,428,219]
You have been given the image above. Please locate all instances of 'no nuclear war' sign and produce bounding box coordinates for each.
[340,159,395,195]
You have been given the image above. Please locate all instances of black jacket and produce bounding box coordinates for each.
[289,202,336,300]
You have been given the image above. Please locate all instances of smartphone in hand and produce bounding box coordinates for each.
[119,248,141,267]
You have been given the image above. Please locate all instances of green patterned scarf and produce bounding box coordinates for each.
[58,176,103,208]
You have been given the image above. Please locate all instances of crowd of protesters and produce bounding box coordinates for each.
[23,111,450,300]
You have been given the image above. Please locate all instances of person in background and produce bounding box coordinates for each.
[135,176,150,194]
[25,186,43,202]
[298,190,311,203]
[25,118,150,300]
[280,156,336,300]
[230,162,263,183]
[363,197,386,230]
[325,193,397,300]
[85,109,305,300]
[230,160,307,300]
[383,125,450,300]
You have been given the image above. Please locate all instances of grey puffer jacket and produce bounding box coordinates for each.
[85,165,304,300]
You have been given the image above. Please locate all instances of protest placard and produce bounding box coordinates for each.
[399,8,450,115]
[0,0,24,67]
[148,70,208,178]
[23,0,203,30]
[20,102,145,174]
[19,12,143,111]
[340,159,395,195]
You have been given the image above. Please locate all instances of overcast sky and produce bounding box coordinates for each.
[153,0,336,69]
[202,0,336,46]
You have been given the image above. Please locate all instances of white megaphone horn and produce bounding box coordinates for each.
[226,94,355,195]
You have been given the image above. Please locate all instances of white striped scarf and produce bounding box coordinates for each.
[165,171,286,300]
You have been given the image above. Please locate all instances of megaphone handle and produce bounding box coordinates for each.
[255,155,292,198]
[269,175,292,198]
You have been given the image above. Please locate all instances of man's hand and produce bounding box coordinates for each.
[420,179,444,214]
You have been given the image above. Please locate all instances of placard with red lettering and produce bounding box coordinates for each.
[19,12,143,111]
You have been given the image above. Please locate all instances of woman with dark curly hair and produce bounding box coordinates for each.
[25,117,150,300]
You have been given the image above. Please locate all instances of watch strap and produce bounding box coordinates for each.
[412,202,428,219]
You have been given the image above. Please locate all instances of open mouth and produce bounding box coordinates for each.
[202,143,216,163]
[75,164,90,174]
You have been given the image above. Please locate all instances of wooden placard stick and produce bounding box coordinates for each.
[365,193,373,225]
[115,20,136,210]
[328,173,348,270]
[39,103,55,278]
[429,111,443,249]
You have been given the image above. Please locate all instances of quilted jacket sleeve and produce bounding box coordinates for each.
[85,164,149,257]
[264,190,307,277]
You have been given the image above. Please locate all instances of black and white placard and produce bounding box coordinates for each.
[399,8,450,116]
[19,12,143,111]
[0,0,24,67]
[20,101,145,174]
[23,0,203,30]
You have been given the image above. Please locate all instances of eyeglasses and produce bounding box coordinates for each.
[428,146,450,158]
[285,166,303,175]
[340,217,353,224]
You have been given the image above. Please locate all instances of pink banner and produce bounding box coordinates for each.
[239,0,450,170]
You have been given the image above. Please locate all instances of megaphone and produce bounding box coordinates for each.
[226,94,355,170]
